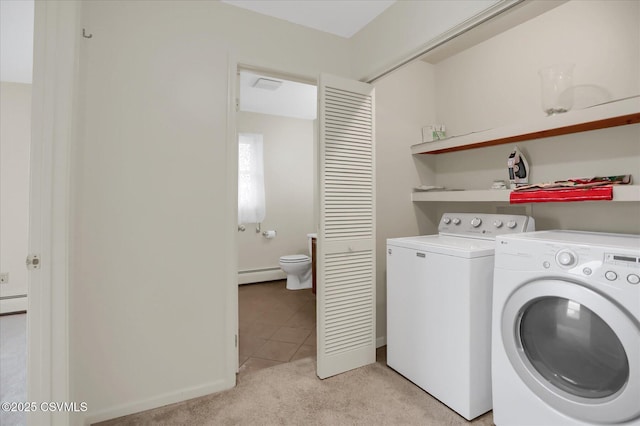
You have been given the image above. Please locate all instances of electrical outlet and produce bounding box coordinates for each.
[0,273,8,284]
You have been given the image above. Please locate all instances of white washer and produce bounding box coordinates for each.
[386,212,535,420]
[493,230,640,426]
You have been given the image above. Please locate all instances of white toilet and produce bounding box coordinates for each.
[279,234,316,291]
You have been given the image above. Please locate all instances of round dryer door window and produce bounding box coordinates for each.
[501,279,640,424]
[519,296,628,399]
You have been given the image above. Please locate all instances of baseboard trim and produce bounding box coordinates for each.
[238,267,286,285]
[84,377,233,425]
[376,336,386,348]
[0,296,28,314]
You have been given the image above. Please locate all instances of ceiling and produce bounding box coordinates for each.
[239,71,317,120]
[1,0,393,85]
[221,0,395,38]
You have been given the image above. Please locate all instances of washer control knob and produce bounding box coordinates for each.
[506,220,518,229]
[471,217,482,228]
[556,250,577,267]
[493,220,503,228]
[605,271,618,281]
[443,217,451,225]
[452,218,461,225]
[627,274,640,285]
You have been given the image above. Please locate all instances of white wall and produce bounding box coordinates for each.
[351,0,507,81]
[237,112,314,278]
[428,0,640,234]
[74,6,233,424]
[434,0,640,135]
[189,1,350,80]
[0,82,30,312]
[373,60,437,344]
[72,1,352,424]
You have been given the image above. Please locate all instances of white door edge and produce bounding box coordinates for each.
[227,56,240,377]
[28,1,80,424]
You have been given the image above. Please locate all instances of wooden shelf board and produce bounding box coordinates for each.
[412,96,640,155]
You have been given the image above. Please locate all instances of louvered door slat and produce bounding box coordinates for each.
[326,135,372,144]
[325,150,372,160]
[317,73,375,380]
[325,111,372,121]
[326,125,372,135]
[326,132,372,142]
[325,187,372,193]
[326,121,372,132]
[326,97,371,109]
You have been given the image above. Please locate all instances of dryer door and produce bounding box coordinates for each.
[501,279,640,424]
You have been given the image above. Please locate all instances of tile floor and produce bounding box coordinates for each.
[238,280,316,376]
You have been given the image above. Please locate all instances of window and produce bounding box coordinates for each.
[238,133,265,224]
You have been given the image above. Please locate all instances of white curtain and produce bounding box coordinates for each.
[238,133,266,224]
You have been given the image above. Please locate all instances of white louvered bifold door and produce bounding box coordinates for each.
[317,74,376,379]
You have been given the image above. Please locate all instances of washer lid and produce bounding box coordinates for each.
[280,254,310,263]
[386,235,495,258]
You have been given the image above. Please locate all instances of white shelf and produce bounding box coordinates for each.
[614,185,640,202]
[411,185,640,203]
[411,96,640,155]
[412,189,511,202]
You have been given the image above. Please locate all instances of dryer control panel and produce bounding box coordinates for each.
[605,253,640,267]
[496,230,640,287]
[547,249,640,286]
[604,253,640,285]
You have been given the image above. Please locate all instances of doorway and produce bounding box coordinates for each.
[235,68,318,375]
[0,2,34,425]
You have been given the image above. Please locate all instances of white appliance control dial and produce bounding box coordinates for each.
[605,271,618,281]
[556,250,577,267]
[627,274,640,285]
[436,213,532,237]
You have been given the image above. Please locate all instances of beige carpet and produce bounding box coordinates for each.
[98,353,494,425]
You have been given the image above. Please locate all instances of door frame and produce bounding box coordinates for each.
[233,64,318,370]
[28,1,80,424]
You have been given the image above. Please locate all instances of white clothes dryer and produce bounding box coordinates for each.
[386,213,534,420]
[492,230,640,426]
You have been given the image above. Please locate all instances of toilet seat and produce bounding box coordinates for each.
[279,254,312,290]
[279,254,310,263]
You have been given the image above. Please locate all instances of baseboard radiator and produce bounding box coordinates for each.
[0,295,28,314]
[238,266,286,285]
